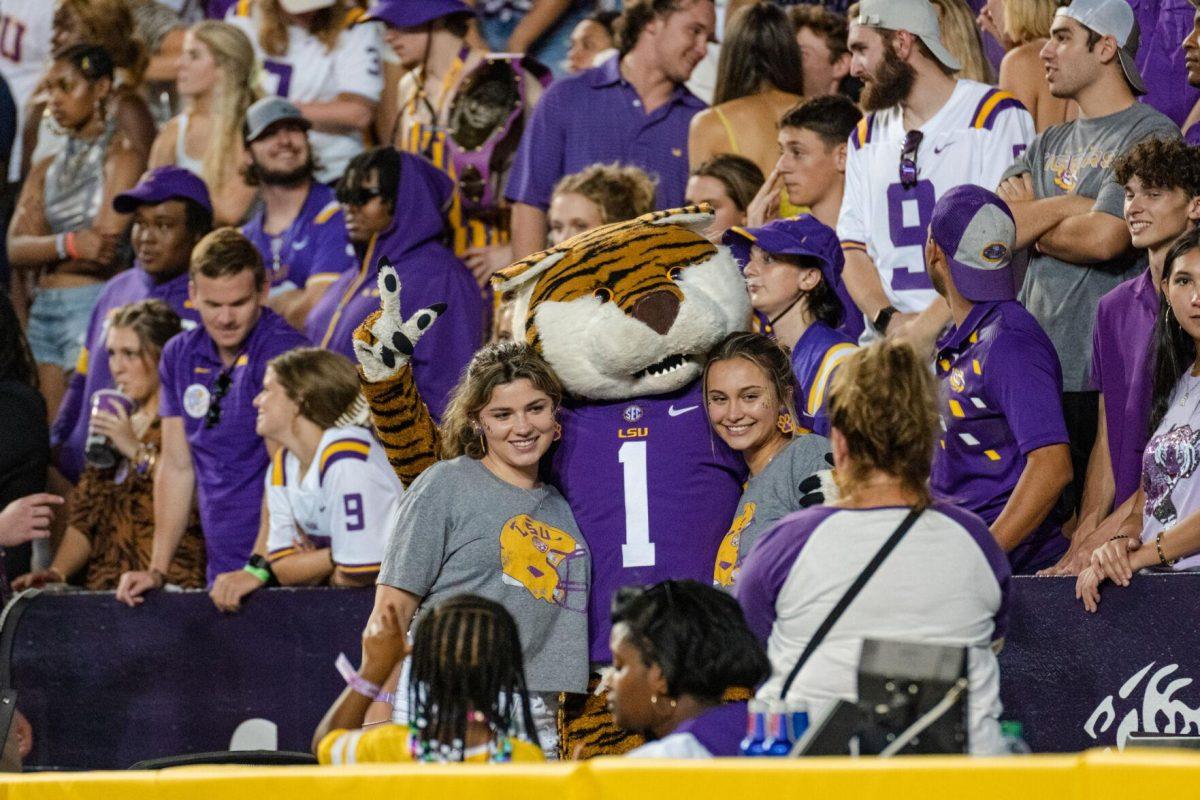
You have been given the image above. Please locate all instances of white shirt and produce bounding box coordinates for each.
[626,734,713,758]
[837,80,1035,327]
[265,425,400,572]
[0,0,53,181]
[227,1,384,182]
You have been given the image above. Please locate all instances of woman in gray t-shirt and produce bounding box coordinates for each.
[704,333,831,589]
[370,341,590,757]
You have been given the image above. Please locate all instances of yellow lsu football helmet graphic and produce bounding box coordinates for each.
[500,514,589,611]
[713,502,756,588]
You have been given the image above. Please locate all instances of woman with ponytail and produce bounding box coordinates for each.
[252,347,399,587]
[149,20,259,225]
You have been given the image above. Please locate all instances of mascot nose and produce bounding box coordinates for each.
[631,290,681,335]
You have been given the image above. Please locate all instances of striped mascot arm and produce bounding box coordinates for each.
[353,259,444,486]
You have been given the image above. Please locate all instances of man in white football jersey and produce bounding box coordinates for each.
[837,0,1035,350]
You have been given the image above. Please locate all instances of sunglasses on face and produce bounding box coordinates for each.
[899,130,923,189]
[204,370,233,429]
[336,186,384,207]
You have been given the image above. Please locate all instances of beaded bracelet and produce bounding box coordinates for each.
[1156,530,1179,567]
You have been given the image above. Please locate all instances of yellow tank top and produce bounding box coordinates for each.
[711,107,805,219]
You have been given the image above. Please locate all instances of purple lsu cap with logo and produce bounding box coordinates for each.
[929,184,1016,303]
[360,0,475,28]
[113,166,212,214]
[723,215,842,286]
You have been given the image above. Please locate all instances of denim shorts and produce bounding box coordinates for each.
[26,282,106,370]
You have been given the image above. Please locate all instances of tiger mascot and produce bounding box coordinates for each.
[354,207,751,757]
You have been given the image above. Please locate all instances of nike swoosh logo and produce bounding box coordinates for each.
[292,239,309,250]
[668,404,699,417]
[933,144,951,154]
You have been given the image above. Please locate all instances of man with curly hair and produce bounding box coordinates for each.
[1044,136,1200,574]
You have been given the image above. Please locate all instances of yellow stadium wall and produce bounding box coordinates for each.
[0,750,1196,800]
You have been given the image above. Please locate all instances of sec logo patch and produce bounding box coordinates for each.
[623,405,643,422]
[183,384,211,419]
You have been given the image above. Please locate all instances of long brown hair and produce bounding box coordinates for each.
[266,348,364,430]
[826,340,937,506]
[712,1,804,105]
[255,0,357,56]
[440,342,565,459]
[56,0,148,84]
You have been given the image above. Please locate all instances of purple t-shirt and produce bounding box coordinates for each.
[550,380,745,662]
[674,701,748,757]
[304,152,482,421]
[1133,0,1200,127]
[930,301,1069,574]
[241,182,355,293]
[505,54,705,212]
[159,308,309,581]
[1091,269,1158,508]
[51,268,199,483]
[1187,122,1200,146]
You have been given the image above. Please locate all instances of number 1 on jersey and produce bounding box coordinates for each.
[618,441,655,567]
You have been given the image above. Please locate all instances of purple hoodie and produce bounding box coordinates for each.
[305,152,483,421]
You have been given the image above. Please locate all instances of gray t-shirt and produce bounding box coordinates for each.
[380,456,590,694]
[1005,102,1179,392]
[714,433,831,590]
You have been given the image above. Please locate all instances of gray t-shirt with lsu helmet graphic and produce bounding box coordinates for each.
[381,455,589,694]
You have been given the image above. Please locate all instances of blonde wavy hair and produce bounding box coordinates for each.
[188,21,259,195]
[255,0,357,57]
[929,0,994,84]
[552,164,658,226]
[56,0,148,84]
[826,340,937,507]
[1004,0,1066,45]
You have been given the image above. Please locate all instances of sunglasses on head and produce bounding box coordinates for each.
[336,186,384,207]
[899,130,924,189]
[204,370,233,429]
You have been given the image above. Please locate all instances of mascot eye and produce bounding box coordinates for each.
[593,287,613,303]
[668,267,683,282]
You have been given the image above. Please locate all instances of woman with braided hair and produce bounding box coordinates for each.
[314,594,544,763]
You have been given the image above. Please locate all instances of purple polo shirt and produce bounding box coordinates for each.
[551,380,746,662]
[241,182,356,293]
[1091,269,1158,507]
[505,54,705,211]
[1186,123,1200,146]
[931,300,1069,574]
[1134,0,1200,127]
[51,267,199,483]
[159,308,309,582]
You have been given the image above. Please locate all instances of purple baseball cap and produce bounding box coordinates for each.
[723,215,842,286]
[113,166,212,214]
[929,184,1016,303]
[360,0,475,29]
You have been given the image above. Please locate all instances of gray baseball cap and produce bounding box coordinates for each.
[1056,0,1146,95]
[929,185,1017,303]
[854,0,961,72]
[243,96,312,143]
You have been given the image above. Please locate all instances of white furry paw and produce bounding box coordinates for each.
[797,468,839,508]
[352,258,446,384]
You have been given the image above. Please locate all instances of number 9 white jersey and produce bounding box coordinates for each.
[265,425,402,576]
[837,80,1035,326]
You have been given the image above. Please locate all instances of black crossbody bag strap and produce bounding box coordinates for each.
[779,508,924,700]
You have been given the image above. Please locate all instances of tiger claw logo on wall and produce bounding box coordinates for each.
[499,514,588,612]
[1084,662,1200,748]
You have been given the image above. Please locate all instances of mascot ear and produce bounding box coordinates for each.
[641,204,715,237]
[492,249,567,294]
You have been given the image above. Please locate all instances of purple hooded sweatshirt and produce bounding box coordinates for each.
[305,152,483,421]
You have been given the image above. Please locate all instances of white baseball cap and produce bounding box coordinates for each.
[854,0,962,72]
[278,0,337,13]
[1055,0,1146,95]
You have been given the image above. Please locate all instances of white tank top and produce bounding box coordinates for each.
[174,112,205,176]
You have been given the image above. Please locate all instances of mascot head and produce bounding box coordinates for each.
[493,206,750,400]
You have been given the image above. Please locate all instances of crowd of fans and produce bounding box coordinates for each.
[1,0,1200,767]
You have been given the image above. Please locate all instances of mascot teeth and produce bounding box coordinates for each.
[634,354,688,379]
